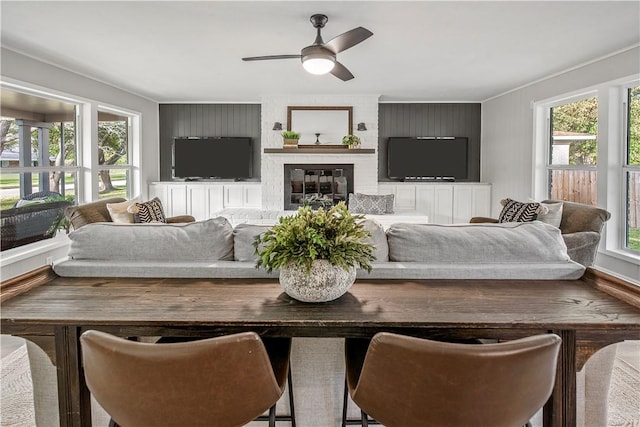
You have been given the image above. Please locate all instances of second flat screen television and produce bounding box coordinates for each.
[387,137,468,180]
[173,137,252,180]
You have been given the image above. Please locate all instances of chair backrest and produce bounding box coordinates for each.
[542,199,610,235]
[347,332,561,427]
[65,197,125,229]
[80,330,286,427]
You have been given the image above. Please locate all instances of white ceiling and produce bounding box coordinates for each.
[1,1,639,103]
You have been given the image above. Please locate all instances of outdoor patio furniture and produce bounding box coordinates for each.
[1,199,72,250]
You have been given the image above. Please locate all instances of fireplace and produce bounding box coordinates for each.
[284,164,354,210]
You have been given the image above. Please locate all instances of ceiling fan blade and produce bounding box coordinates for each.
[242,55,301,61]
[330,61,354,81]
[324,27,373,54]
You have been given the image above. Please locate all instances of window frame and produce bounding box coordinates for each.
[533,79,640,265]
[621,82,640,255]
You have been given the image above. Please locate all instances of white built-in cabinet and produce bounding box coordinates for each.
[150,181,490,225]
[149,182,261,221]
[377,183,492,224]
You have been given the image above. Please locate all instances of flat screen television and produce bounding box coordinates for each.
[387,137,469,180]
[173,137,252,180]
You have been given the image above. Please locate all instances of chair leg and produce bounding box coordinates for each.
[342,379,379,426]
[268,404,276,427]
[287,367,296,427]
[256,364,296,426]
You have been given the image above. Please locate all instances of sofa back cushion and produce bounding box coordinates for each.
[387,222,570,263]
[542,199,611,234]
[233,224,272,262]
[361,219,389,262]
[68,217,234,262]
[66,197,126,229]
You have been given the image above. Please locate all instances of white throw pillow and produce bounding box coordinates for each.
[538,202,563,228]
[106,198,139,223]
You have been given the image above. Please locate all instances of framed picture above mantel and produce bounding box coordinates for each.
[287,106,353,146]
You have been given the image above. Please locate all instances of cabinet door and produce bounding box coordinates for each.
[395,185,416,211]
[167,185,188,217]
[244,185,262,208]
[432,185,454,224]
[186,185,208,221]
[471,185,492,218]
[452,185,474,224]
[224,186,245,208]
[207,185,224,215]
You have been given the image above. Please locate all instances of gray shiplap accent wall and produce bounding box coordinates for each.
[378,103,481,181]
[159,104,261,181]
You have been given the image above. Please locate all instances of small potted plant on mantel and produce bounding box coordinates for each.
[254,202,375,303]
[282,131,300,148]
[342,134,361,149]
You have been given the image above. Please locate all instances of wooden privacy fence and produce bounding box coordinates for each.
[550,170,638,227]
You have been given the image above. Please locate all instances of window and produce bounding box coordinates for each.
[1,83,141,251]
[97,110,132,200]
[0,89,79,210]
[547,95,598,206]
[624,85,640,252]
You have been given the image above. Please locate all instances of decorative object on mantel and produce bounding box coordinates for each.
[357,122,367,131]
[281,131,300,148]
[342,134,361,149]
[254,202,375,302]
[272,122,283,131]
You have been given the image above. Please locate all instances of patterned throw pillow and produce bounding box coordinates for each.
[348,193,390,215]
[133,197,167,223]
[497,198,542,223]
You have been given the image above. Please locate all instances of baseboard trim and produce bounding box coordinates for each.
[0,265,56,303]
[583,267,640,309]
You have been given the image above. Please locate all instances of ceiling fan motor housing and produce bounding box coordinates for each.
[301,45,336,63]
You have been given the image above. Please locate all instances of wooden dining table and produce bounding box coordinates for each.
[1,270,640,427]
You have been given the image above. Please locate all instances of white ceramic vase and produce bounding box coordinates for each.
[279,260,356,303]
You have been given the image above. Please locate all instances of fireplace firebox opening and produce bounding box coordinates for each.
[284,164,354,210]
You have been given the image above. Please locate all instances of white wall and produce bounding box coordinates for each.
[0,48,160,197]
[482,46,640,283]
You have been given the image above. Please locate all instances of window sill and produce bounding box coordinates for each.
[599,248,640,266]
[0,233,70,267]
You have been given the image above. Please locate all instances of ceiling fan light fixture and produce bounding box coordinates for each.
[302,55,335,75]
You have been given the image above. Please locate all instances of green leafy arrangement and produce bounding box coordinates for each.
[281,131,301,139]
[341,134,361,146]
[254,202,375,274]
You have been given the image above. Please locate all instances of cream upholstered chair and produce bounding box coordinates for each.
[81,330,292,427]
[344,332,561,427]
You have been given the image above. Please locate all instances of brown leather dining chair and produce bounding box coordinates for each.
[344,332,562,427]
[80,330,292,427]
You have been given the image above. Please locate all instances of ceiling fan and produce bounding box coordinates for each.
[242,14,373,81]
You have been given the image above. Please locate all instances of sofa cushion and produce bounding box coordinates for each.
[387,221,570,263]
[233,224,272,262]
[349,193,393,215]
[498,198,544,223]
[106,198,139,223]
[68,217,234,262]
[131,197,167,223]
[361,219,389,262]
[537,201,563,228]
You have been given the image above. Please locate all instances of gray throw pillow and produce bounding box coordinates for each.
[349,193,394,215]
